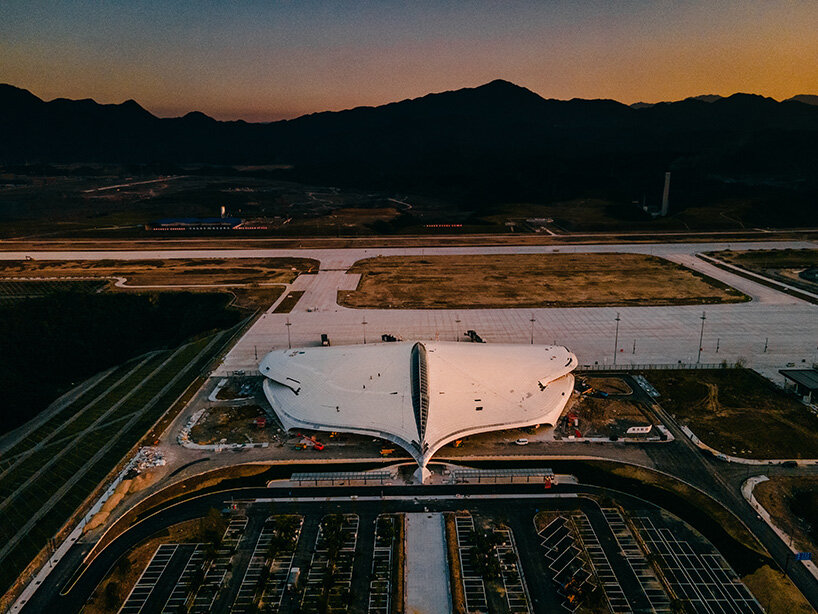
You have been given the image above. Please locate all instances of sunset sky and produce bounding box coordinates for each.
[2,0,817,122]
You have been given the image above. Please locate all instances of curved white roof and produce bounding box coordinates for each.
[259,341,575,478]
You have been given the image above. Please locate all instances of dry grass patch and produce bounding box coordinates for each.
[392,514,405,614]
[273,289,305,313]
[754,476,818,554]
[742,565,815,614]
[339,253,747,309]
[444,513,467,614]
[0,257,318,286]
[711,248,818,293]
[645,369,818,459]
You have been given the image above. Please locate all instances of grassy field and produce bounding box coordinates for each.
[0,279,108,303]
[754,476,818,554]
[0,257,318,286]
[710,248,818,293]
[0,291,242,434]
[644,369,818,459]
[273,289,305,313]
[339,253,748,309]
[742,565,815,614]
[0,328,234,597]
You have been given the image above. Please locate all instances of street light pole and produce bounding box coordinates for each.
[613,312,621,365]
[530,312,536,345]
[285,317,292,349]
[455,314,461,342]
[697,311,706,364]
[362,316,368,344]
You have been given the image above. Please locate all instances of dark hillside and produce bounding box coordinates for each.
[1,81,817,217]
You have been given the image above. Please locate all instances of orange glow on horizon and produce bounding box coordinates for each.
[1,1,816,122]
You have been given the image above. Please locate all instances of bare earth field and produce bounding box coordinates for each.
[190,404,275,445]
[644,369,818,459]
[339,253,749,309]
[563,396,652,440]
[754,476,818,556]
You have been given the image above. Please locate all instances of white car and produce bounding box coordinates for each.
[515,438,529,446]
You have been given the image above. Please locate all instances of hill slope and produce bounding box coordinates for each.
[2,81,818,213]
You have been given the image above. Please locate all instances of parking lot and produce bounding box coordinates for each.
[88,494,763,614]
[301,514,359,613]
[634,515,765,614]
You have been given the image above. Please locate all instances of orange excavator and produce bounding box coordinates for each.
[296,433,325,451]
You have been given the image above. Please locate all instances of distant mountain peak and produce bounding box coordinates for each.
[685,94,723,103]
[480,78,526,90]
[786,94,818,106]
[182,110,215,121]
[0,83,43,106]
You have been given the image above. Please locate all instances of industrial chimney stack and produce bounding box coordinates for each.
[660,172,671,216]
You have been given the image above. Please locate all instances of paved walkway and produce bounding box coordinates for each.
[405,512,451,614]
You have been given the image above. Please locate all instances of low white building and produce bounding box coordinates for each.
[259,341,576,482]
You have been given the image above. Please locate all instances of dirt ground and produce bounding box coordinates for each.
[644,369,818,459]
[583,376,633,395]
[339,253,748,309]
[562,395,652,439]
[190,404,277,444]
[754,476,818,555]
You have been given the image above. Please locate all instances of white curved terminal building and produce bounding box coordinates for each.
[259,342,576,482]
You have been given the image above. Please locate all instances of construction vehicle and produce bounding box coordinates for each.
[380,448,395,456]
[381,333,398,342]
[303,435,324,450]
[453,439,463,448]
[296,433,325,451]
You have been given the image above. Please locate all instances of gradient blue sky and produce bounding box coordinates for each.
[1,1,817,121]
